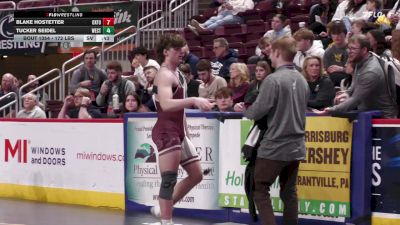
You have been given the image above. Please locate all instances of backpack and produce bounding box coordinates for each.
[371,52,400,111]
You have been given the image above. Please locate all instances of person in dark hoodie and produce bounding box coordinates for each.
[211,37,239,83]
[182,44,200,79]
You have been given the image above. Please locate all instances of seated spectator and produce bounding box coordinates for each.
[131,58,144,85]
[122,92,149,114]
[349,19,367,39]
[0,73,17,117]
[332,0,369,22]
[309,0,336,27]
[293,28,325,69]
[182,44,200,79]
[366,0,382,23]
[96,61,136,114]
[367,29,392,58]
[141,66,158,111]
[131,46,161,87]
[244,61,271,106]
[213,87,234,112]
[302,56,335,110]
[211,38,239,82]
[188,0,254,34]
[16,93,46,119]
[24,74,49,109]
[58,88,102,119]
[248,37,273,68]
[228,63,250,104]
[68,49,107,100]
[255,14,292,56]
[197,59,228,99]
[179,63,200,97]
[324,20,352,86]
[316,35,398,118]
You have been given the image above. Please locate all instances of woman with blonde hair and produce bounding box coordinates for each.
[302,56,335,110]
[228,62,250,104]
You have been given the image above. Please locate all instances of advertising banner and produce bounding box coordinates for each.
[0,121,124,208]
[371,124,400,225]
[125,117,220,210]
[219,117,352,217]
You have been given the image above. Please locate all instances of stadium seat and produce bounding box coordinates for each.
[191,7,218,23]
[190,46,205,58]
[238,0,274,21]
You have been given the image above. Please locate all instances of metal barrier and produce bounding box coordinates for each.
[0,1,16,12]
[17,0,72,10]
[168,0,197,30]
[18,68,63,110]
[100,25,136,69]
[0,92,18,118]
[136,10,164,49]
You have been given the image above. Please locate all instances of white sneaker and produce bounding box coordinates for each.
[150,205,161,218]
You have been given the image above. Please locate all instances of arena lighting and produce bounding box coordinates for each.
[1,55,8,59]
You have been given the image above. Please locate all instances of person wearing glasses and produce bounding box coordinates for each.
[315,35,398,118]
[211,38,238,82]
[58,87,102,119]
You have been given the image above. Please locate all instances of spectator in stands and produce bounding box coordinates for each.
[316,35,398,118]
[131,58,144,86]
[24,74,48,109]
[228,63,250,104]
[0,73,17,117]
[309,0,336,26]
[302,56,335,110]
[244,61,271,106]
[366,0,382,23]
[182,44,200,79]
[332,0,369,22]
[132,46,161,69]
[188,0,254,34]
[367,29,392,57]
[16,93,46,119]
[391,29,400,60]
[293,28,325,69]
[254,14,292,57]
[96,61,136,113]
[69,49,107,101]
[213,87,234,112]
[323,20,351,86]
[141,66,158,111]
[387,0,400,29]
[248,37,273,68]
[197,59,228,99]
[179,63,200,97]
[58,88,102,119]
[211,38,238,82]
[122,92,149,114]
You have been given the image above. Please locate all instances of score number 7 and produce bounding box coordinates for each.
[102,18,114,26]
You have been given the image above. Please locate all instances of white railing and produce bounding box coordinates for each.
[17,0,72,10]
[61,46,100,98]
[18,68,63,110]
[100,25,136,69]
[168,0,197,30]
[0,92,18,118]
[0,1,16,12]
[136,10,164,49]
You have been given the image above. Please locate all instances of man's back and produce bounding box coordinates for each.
[244,66,309,161]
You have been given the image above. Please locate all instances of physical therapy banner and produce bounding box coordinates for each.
[218,117,352,217]
[125,117,220,210]
[371,124,400,225]
[0,121,124,208]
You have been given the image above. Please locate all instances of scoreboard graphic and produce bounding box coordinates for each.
[13,11,114,42]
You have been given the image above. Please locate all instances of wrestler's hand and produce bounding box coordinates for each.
[194,97,215,111]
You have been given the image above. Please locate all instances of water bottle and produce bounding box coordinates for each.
[112,93,120,113]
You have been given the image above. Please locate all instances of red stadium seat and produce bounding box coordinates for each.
[0,1,16,10]
[190,46,205,58]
